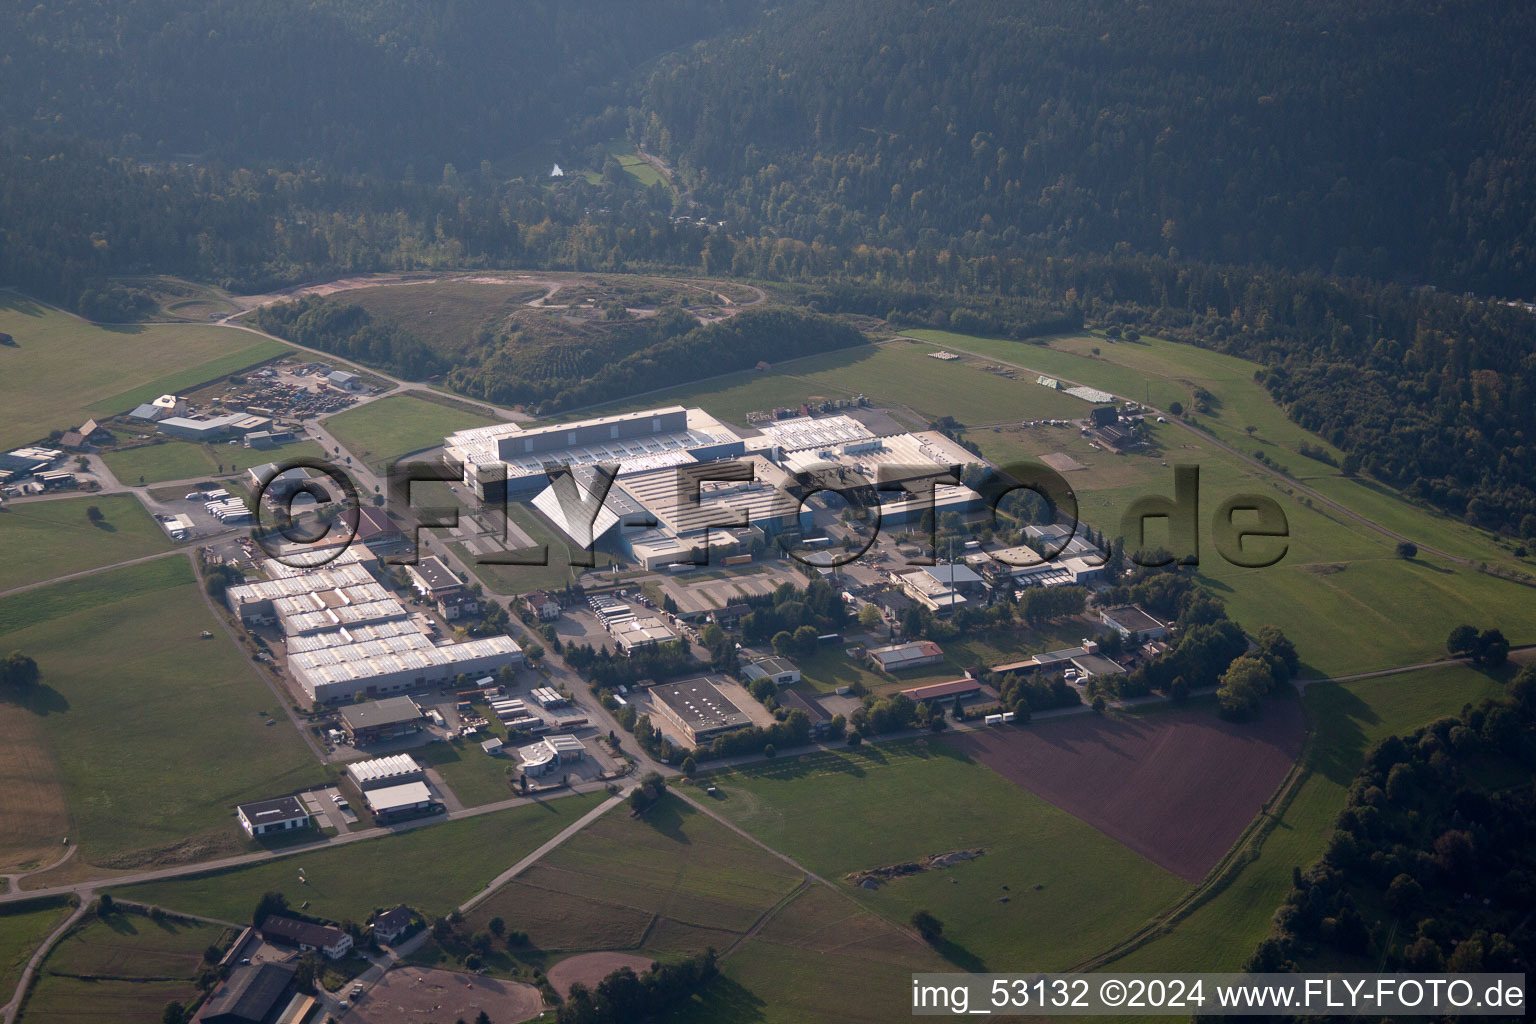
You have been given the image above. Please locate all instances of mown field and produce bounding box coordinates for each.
[441,794,803,962]
[100,442,224,486]
[0,560,327,870]
[113,792,607,923]
[0,295,287,449]
[701,740,1188,972]
[667,883,949,1024]
[1109,663,1512,974]
[21,910,228,1024]
[0,495,171,594]
[323,393,497,470]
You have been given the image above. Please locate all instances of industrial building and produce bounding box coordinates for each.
[741,657,800,687]
[235,796,311,838]
[363,780,435,820]
[991,640,1127,679]
[898,563,987,613]
[444,408,983,572]
[900,678,982,703]
[1099,605,1168,640]
[647,677,753,746]
[345,753,425,790]
[517,733,586,776]
[224,556,521,702]
[406,556,463,600]
[868,640,944,672]
[159,412,270,441]
[337,697,425,745]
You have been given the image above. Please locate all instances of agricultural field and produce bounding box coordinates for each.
[449,793,802,961]
[669,883,950,1024]
[0,294,288,450]
[112,791,607,923]
[701,740,1188,971]
[0,495,171,594]
[947,698,1305,881]
[100,441,224,486]
[0,898,73,1004]
[20,910,228,1024]
[1110,663,1512,973]
[323,393,497,471]
[0,560,327,870]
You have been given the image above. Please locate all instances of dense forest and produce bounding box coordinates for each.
[1249,667,1535,974]
[640,0,1536,296]
[0,0,762,172]
[3,0,1536,533]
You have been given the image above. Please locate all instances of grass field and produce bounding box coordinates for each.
[701,740,1188,972]
[0,495,171,594]
[1110,663,1511,974]
[113,791,606,924]
[100,442,223,486]
[22,910,228,1024]
[670,883,949,1024]
[0,560,327,869]
[0,298,287,444]
[323,393,497,470]
[441,793,803,964]
[411,739,515,806]
[606,139,668,190]
[0,293,289,450]
[0,898,73,1005]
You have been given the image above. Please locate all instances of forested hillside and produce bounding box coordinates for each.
[3,0,1536,534]
[0,0,762,171]
[639,0,1536,296]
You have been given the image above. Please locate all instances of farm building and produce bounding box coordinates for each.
[259,916,354,959]
[235,796,311,838]
[868,640,944,672]
[742,657,800,687]
[345,753,425,790]
[364,781,435,821]
[900,678,982,703]
[338,697,425,745]
[1099,605,1168,640]
[197,961,297,1024]
[648,677,753,746]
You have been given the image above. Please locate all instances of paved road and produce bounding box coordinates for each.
[0,778,623,909]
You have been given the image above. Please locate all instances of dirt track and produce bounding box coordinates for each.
[547,952,655,997]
